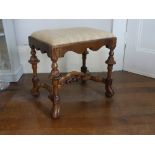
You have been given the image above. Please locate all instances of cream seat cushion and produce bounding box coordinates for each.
[31,27,115,46]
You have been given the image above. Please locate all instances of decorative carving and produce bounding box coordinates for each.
[81,51,88,83]
[29,36,117,58]
[59,71,85,87]
[59,71,106,88]
[105,48,116,97]
[49,58,61,119]
[28,47,40,97]
[105,78,114,97]
[81,51,88,73]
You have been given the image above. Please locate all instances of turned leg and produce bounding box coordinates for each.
[81,51,88,83]
[28,46,40,97]
[105,48,116,97]
[49,59,61,119]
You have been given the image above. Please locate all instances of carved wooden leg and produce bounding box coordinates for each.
[49,59,61,119]
[81,51,88,83]
[28,46,40,97]
[105,48,116,97]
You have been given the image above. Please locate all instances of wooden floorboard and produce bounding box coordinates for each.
[0,71,155,134]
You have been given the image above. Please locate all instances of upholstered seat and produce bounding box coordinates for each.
[31,27,114,46]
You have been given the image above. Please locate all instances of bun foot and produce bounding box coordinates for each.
[52,103,60,119]
[105,79,114,98]
[105,89,114,97]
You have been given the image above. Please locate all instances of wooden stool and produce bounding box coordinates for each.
[28,27,117,119]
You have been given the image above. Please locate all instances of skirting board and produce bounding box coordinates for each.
[123,67,155,79]
[0,65,23,82]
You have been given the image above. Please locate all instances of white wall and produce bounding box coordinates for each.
[112,19,127,70]
[13,19,123,73]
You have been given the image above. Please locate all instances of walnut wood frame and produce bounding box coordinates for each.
[28,36,117,119]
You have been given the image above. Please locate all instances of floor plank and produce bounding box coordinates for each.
[0,71,155,134]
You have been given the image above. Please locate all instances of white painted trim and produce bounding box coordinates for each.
[0,65,23,82]
[112,19,127,71]
[136,19,143,51]
[123,67,155,79]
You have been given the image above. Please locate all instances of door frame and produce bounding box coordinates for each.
[112,19,127,71]
[122,19,155,78]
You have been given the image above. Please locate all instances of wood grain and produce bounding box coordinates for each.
[0,71,155,134]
